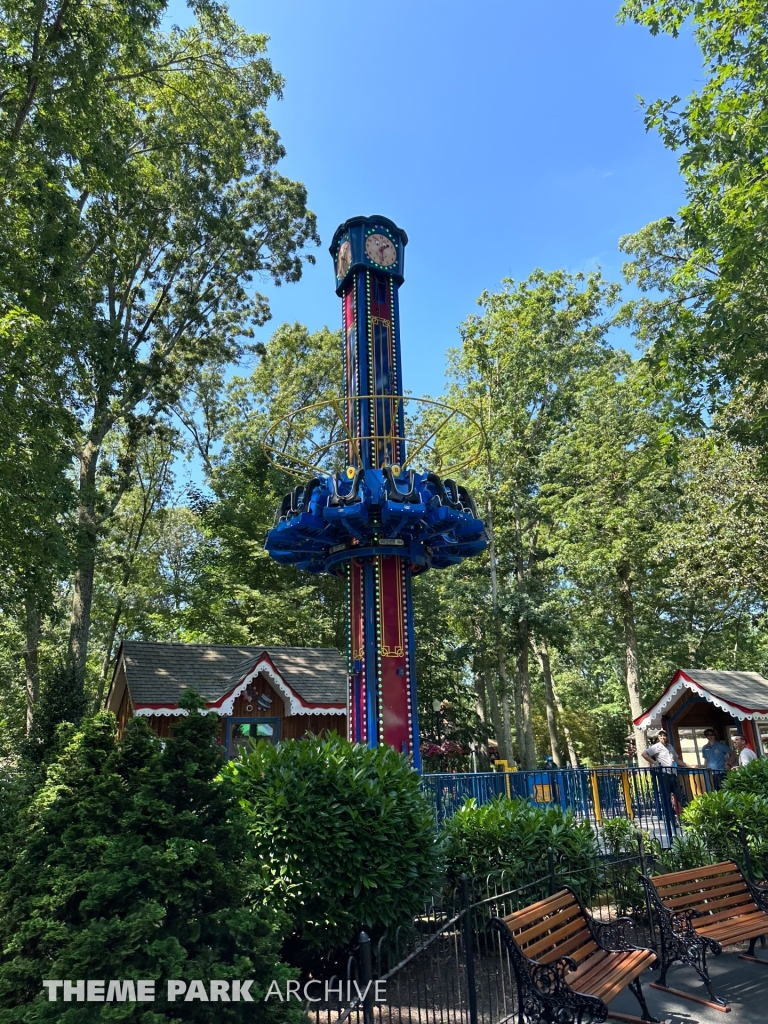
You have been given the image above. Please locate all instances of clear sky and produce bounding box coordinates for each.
[166,0,702,397]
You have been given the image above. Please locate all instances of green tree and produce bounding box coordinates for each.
[441,270,617,767]
[542,356,678,760]
[653,429,768,672]
[89,427,183,706]
[618,0,768,437]
[176,323,346,648]
[2,2,319,713]
[0,694,298,1022]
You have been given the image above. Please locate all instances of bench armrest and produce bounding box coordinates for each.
[489,917,607,1020]
[669,907,702,938]
[490,917,576,991]
[588,915,642,952]
[640,875,721,956]
[746,878,768,913]
[529,954,579,993]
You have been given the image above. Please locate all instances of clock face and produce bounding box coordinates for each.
[365,232,397,268]
[336,239,351,279]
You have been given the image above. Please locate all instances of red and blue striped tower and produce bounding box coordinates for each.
[265,215,486,769]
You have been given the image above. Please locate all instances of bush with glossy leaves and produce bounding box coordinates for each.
[679,789,768,878]
[722,756,768,799]
[443,795,598,891]
[224,734,441,966]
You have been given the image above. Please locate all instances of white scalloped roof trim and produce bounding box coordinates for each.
[636,673,768,728]
[134,656,345,719]
[135,707,191,718]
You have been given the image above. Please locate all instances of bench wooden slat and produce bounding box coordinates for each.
[698,913,768,942]
[593,952,657,1003]
[566,949,612,989]
[690,893,758,919]
[513,902,582,944]
[540,930,599,964]
[662,881,751,909]
[522,914,591,958]
[651,861,736,887]
[503,890,576,930]
[569,949,656,1002]
[652,871,745,898]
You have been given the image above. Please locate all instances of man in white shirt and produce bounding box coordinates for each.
[642,730,688,771]
[731,735,758,768]
[642,730,689,812]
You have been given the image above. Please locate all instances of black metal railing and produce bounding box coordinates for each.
[304,824,758,1024]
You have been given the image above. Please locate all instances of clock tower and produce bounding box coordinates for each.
[264,216,486,769]
[330,215,412,755]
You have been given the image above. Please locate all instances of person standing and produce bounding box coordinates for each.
[700,729,731,789]
[731,734,758,768]
[642,729,690,813]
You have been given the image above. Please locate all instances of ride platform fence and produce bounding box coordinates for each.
[421,766,720,845]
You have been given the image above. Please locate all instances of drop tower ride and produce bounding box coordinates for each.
[265,216,486,770]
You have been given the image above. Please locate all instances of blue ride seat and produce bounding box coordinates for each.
[423,502,465,534]
[380,499,426,531]
[322,501,369,541]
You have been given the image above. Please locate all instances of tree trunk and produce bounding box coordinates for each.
[532,638,562,766]
[551,678,579,768]
[512,496,536,770]
[472,670,491,771]
[618,563,646,765]
[96,597,123,711]
[516,629,537,769]
[67,440,101,694]
[23,596,41,735]
[484,670,510,763]
[485,494,516,763]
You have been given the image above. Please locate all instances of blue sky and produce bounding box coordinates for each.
[167,0,702,397]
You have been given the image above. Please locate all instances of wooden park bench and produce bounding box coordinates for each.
[491,887,659,1024]
[642,859,768,1010]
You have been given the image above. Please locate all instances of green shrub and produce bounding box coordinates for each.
[0,693,298,1023]
[599,817,657,857]
[657,832,711,873]
[224,734,442,964]
[442,795,598,891]
[597,818,659,918]
[722,757,768,798]
[678,789,768,878]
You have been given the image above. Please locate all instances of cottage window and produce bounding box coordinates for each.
[226,717,280,759]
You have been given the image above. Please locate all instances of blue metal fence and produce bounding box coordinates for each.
[421,765,718,846]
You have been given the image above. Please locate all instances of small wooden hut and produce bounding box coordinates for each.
[105,641,347,758]
[635,669,768,763]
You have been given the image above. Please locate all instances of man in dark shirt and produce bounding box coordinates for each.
[700,729,730,788]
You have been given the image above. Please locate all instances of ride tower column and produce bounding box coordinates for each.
[332,216,416,762]
[264,215,486,772]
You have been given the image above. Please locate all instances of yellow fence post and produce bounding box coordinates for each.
[493,759,512,799]
[621,769,634,819]
[590,770,602,826]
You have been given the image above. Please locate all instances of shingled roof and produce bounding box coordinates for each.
[109,641,347,713]
[635,668,768,728]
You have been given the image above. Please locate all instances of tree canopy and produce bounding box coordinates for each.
[3,0,768,772]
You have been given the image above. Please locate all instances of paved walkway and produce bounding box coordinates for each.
[607,951,768,1023]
